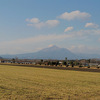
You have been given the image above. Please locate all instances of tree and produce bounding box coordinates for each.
[41,59,43,63]
[56,61,59,66]
[63,61,66,66]
[88,59,91,63]
[79,63,83,68]
[70,61,74,67]
[12,58,15,63]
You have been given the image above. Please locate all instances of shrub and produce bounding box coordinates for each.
[87,66,90,68]
[79,65,83,68]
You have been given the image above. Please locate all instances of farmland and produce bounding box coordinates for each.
[0,65,100,100]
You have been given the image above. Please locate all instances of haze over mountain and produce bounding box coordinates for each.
[1,45,100,60]
[1,45,77,60]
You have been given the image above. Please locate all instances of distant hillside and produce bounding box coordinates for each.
[76,53,100,59]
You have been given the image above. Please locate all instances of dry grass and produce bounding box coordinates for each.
[0,65,100,100]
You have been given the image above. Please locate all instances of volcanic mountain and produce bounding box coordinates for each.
[1,45,77,60]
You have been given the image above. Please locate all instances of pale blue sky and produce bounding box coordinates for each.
[0,0,100,54]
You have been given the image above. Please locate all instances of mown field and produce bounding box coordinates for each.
[0,65,100,100]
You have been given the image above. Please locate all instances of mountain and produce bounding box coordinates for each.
[1,45,78,60]
[29,45,78,60]
[0,56,2,59]
[1,45,100,60]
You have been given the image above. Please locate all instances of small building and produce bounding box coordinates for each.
[89,63,98,66]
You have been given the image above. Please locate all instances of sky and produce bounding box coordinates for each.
[0,0,100,55]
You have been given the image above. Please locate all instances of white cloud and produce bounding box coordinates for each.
[69,45,100,54]
[70,29,100,37]
[26,18,59,29]
[85,23,99,28]
[58,10,91,20]
[64,27,73,32]
[0,34,72,54]
[33,22,45,29]
[1,29,100,54]
[30,18,40,23]
[69,45,85,53]
[26,18,40,23]
[46,20,59,27]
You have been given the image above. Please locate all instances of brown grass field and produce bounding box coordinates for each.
[0,64,100,100]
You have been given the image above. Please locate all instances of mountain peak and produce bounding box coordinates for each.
[41,45,60,52]
[48,45,59,48]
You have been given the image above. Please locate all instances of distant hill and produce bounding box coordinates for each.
[1,45,100,60]
[1,45,78,60]
[76,53,100,59]
[0,56,2,59]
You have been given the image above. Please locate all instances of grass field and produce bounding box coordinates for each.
[0,65,100,100]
